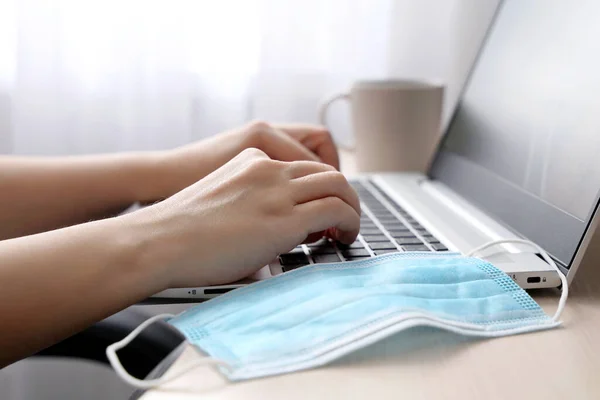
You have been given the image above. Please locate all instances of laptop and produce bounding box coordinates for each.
[154,0,600,299]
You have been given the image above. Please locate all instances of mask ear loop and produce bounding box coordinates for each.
[467,239,569,322]
[467,239,568,323]
[106,313,230,389]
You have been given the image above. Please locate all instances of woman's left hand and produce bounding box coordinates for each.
[146,120,339,201]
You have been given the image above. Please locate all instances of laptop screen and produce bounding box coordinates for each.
[430,0,600,267]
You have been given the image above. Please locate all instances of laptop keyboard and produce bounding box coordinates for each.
[278,180,448,272]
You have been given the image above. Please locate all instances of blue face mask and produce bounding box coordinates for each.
[108,239,567,388]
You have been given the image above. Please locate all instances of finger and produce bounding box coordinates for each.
[302,232,326,244]
[291,171,361,217]
[258,126,321,164]
[275,124,340,170]
[286,160,337,179]
[294,197,360,244]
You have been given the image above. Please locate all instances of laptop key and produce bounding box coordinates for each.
[386,229,412,236]
[369,242,397,250]
[432,243,449,251]
[378,218,401,225]
[310,245,338,255]
[337,240,365,250]
[345,256,371,261]
[368,206,389,212]
[362,235,390,242]
[360,228,382,235]
[373,212,395,219]
[401,245,431,252]
[378,217,402,223]
[279,252,309,265]
[282,264,307,272]
[396,238,425,245]
[421,235,440,244]
[341,248,371,258]
[391,231,419,239]
[312,253,342,263]
[374,249,399,255]
[382,223,409,230]
[360,221,377,229]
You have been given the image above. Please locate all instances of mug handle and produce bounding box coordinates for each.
[318,92,354,151]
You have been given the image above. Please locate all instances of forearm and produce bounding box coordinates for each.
[0,154,160,240]
[0,213,168,367]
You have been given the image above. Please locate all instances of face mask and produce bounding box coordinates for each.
[107,239,567,388]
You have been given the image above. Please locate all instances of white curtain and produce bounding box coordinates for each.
[0,0,498,156]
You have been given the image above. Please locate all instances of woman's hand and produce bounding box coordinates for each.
[128,147,359,288]
[0,145,356,366]
[147,121,339,202]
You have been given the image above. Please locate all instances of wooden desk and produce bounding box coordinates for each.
[139,152,600,400]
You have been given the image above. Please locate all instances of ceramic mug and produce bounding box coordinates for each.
[319,79,444,172]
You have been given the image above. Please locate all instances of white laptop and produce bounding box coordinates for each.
[154,0,600,299]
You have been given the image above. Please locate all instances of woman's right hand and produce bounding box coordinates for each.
[127,148,361,289]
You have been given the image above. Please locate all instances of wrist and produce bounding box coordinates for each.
[109,210,174,293]
[124,151,171,203]
[115,203,207,290]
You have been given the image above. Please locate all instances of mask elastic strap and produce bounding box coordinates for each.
[106,313,229,389]
[467,239,568,323]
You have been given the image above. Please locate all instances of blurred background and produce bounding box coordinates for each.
[0,0,499,155]
[0,0,499,398]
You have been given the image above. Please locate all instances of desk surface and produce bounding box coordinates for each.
[139,152,600,400]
